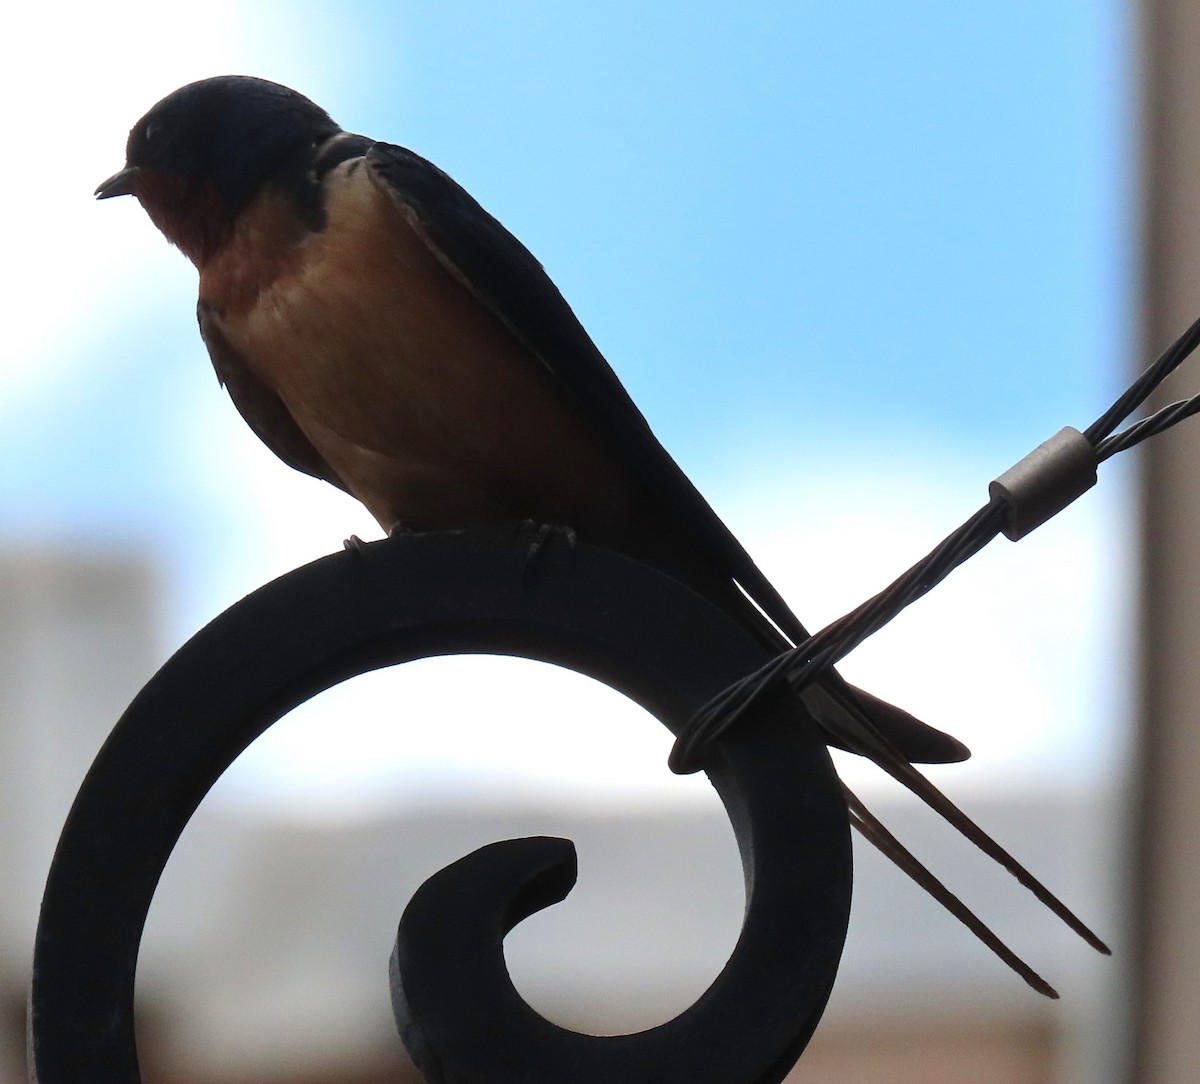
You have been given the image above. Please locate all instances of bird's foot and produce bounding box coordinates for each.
[343,534,369,555]
[515,520,577,576]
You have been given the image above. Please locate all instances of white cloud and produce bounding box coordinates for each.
[0,4,358,404]
[712,448,1129,793]
[0,6,249,398]
[204,438,1125,818]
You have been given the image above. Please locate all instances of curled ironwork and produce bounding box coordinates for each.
[28,527,851,1084]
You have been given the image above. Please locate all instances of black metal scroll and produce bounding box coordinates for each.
[27,527,852,1084]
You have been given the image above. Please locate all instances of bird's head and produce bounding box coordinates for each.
[96,75,341,265]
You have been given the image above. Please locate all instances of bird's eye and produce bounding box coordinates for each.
[143,122,159,143]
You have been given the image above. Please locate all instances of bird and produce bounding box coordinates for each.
[97,75,1106,992]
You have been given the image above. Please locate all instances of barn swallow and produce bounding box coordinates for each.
[98,76,1106,990]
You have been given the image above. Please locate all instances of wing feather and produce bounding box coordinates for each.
[360,140,970,764]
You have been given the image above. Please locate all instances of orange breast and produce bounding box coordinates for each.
[198,162,640,539]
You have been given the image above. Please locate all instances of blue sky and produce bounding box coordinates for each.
[0,3,1132,809]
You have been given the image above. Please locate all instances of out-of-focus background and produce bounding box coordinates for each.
[7,2,1200,1081]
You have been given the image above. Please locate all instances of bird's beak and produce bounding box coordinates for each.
[95,166,141,200]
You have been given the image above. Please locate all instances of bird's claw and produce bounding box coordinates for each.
[515,520,577,577]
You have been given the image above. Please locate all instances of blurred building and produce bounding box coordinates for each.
[1132,3,1200,1082]
[0,547,160,1081]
